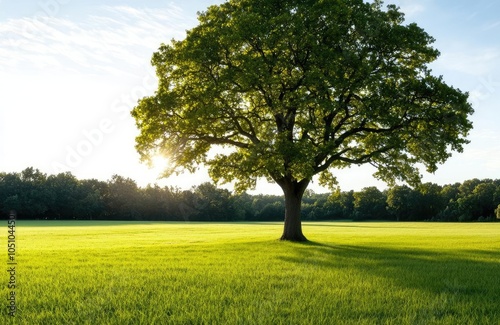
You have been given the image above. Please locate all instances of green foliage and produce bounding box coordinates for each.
[0,168,51,217]
[417,182,445,220]
[2,221,499,324]
[2,168,500,222]
[192,182,237,221]
[387,185,420,221]
[105,175,143,220]
[132,0,473,192]
[353,187,387,220]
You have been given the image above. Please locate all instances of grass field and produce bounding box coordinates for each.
[1,221,499,324]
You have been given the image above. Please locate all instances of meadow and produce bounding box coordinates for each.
[1,221,499,324]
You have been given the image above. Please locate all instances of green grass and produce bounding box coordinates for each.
[1,221,499,324]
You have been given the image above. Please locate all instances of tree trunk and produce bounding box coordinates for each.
[279,178,310,242]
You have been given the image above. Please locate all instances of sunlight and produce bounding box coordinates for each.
[149,154,170,177]
[129,154,171,187]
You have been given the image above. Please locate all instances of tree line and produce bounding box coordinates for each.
[1,167,499,222]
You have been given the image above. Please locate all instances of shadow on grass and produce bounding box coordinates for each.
[303,222,432,229]
[279,240,500,301]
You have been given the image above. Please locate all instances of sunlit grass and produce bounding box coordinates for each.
[1,221,499,324]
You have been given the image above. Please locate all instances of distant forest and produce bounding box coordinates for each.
[1,167,500,222]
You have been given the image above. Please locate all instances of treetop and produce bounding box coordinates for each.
[132,0,473,192]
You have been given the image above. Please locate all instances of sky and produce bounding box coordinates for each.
[1,0,499,195]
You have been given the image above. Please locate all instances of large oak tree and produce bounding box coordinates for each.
[132,0,473,241]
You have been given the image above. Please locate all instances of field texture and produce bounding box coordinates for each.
[1,221,499,324]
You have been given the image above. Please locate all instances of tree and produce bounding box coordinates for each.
[132,0,473,241]
[2,168,53,218]
[327,190,355,219]
[45,172,80,219]
[140,185,175,221]
[387,185,420,221]
[105,175,142,220]
[417,182,444,220]
[456,180,497,221]
[472,182,497,219]
[353,187,387,220]
[76,179,106,220]
[0,172,22,216]
[441,183,460,204]
[193,182,237,221]
[232,192,254,221]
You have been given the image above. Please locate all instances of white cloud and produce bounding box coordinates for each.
[433,47,500,78]
[0,4,193,76]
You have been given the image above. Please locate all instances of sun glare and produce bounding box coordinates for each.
[132,154,171,187]
[149,155,170,175]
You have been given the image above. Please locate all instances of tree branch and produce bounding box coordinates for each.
[189,134,251,149]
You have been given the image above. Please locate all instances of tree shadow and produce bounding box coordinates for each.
[304,222,432,229]
[278,240,500,299]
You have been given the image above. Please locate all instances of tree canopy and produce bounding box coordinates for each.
[132,0,473,240]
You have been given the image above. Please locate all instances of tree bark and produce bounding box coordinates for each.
[278,178,310,242]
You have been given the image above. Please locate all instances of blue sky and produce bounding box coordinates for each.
[1,0,499,194]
